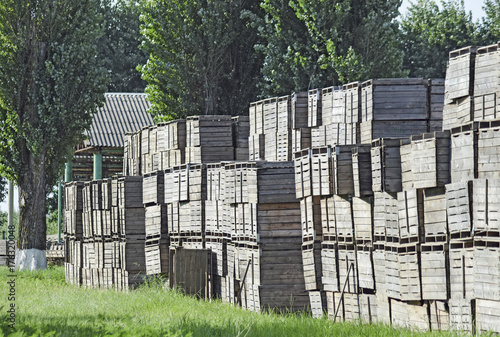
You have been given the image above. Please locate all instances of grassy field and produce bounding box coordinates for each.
[0,266,472,337]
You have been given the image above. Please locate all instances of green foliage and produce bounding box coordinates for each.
[250,0,405,97]
[400,0,480,78]
[139,0,262,122]
[98,0,147,93]
[0,176,6,202]
[0,0,108,188]
[481,0,500,44]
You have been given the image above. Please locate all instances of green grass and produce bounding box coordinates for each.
[0,266,469,337]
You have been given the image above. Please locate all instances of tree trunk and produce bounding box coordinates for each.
[15,152,47,270]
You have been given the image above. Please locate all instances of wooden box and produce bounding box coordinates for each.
[361,78,428,121]
[371,138,404,193]
[450,122,478,182]
[352,145,372,197]
[321,242,339,292]
[308,89,321,127]
[420,243,448,300]
[478,120,500,179]
[445,46,477,102]
[410,131,451,189]
[398,243,422,301]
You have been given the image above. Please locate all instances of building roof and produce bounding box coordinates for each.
[83,93,154,148]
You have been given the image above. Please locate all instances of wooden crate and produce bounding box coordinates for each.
[145,204,167,238]
[338,122,359,145]
[370,138,404,193]
[308,290,327,318]
[475,299,500,334]
[400,139,413,190]
[410,131,451,189]
[249,101,263,135]
[119,207,145,238]
[311,125,327,148]
[320,196,336,238]
[474,92,499,121]
[333,145,357,195]
[373,191,398,240]
[360,120,428,145]
[145,237,169,275]
[445,46,477,102]
[422,187,447,240]
[290,92,308,129]
[187,145,235,164]
[442,96,474,130]
[118,176,143,208]
[294,148,311,199]
[186,115,232,148]
[247,161,297,204]
[276,95,291,132]
[300,196,322,242]
[321,242,339,292]
[474,43,499,97]
[446,180,482,238]
[372,243,386,294]
[352,196,373,242]
[385,244,400,299]
[188,163,207,201]
[450,122,478,182]
[429,78,445,121]
[142,171,164,206]
[337,243,358,294]
[333,195,354,239]
[321,86,343,125]
[311,147,332,196]
[248,134,265,161]
[478,120,500,179]
[344,82,360,124]
[301,242,323,291]
[352,145,372,197]
[263,131,277,162]
[390,299,430,331]
[474,239,500,301]
[276,130,292,162]
[420,243,448,300]
[263,97,278,134]
[342,293,377,323]
[308,89,321,127]
[448,297,474,332]
[398,243,422,301]
[65,181,84,211]
[292,128,311,154]
[398,189,424,243]
[449,239,474,299]
[361,78,428,121]
[357,243,374,290]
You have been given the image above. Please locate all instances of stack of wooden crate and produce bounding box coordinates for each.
[64,181,84,285]
[223,161,309,312]
[65,176,147,289]
[248,93,309,161]
[143,171,169,276]
[186,116,235,163]
[205,163,230,300]
[443,46,477,130]
[165,164,207,250]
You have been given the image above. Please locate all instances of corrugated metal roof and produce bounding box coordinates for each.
[84,93,154,148]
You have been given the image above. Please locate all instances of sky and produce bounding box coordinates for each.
[0,0,489,215]
[400,0,486,20]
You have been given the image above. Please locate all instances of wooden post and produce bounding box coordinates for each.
[93,152,102,180]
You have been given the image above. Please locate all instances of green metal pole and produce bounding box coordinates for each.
[65,162,72,183]
[93,152,102,180]
[57,181,62,243]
